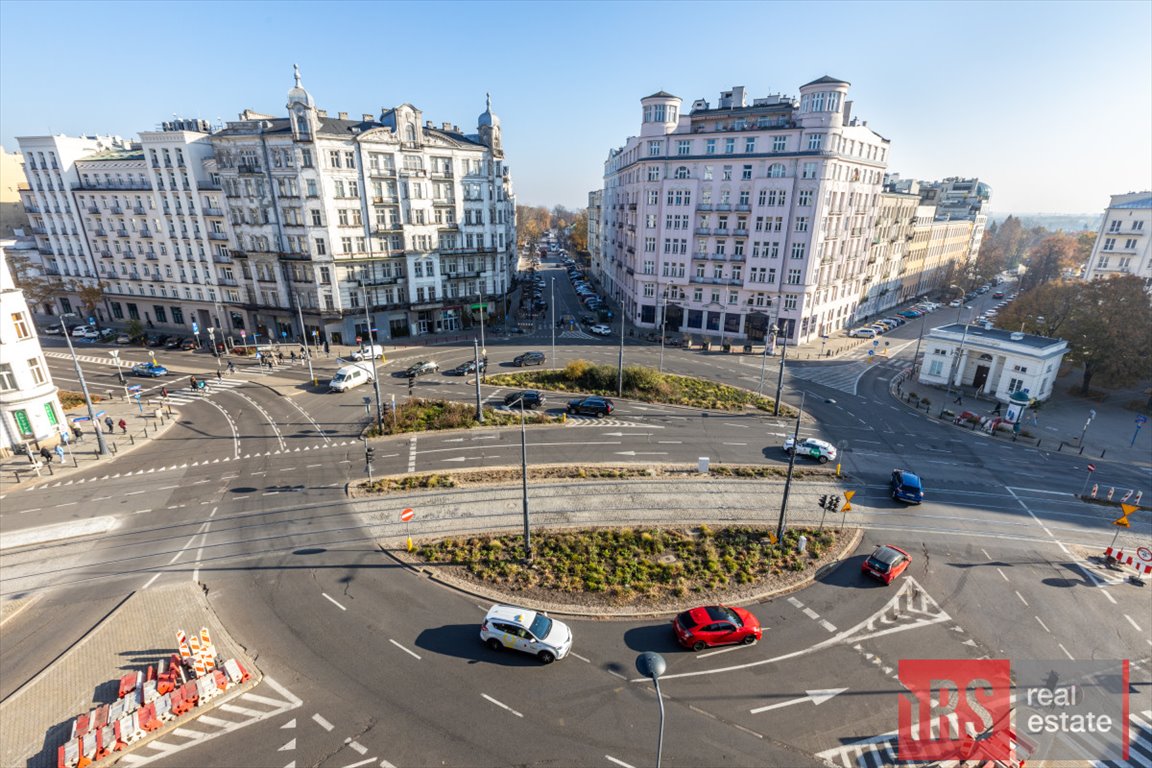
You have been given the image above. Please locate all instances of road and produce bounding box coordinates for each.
[2,259,1149,767]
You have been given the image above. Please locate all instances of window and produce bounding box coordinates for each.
[783,294,798,311]
[928,360,944,376]
[306,179,319,197]
[772,136,786,152]
[745,137,756,153]
[705,139,716,155]
[329,150,342,168]
[768,163,785,178]
[153,306,168,323]
[0,363,15,391]
[677,140,692,156]
[703,165,713,181]
[791,243,806,259]
[1103,238,1115,250]
[1008,378,1025,394]
[787,268,802,285]
[798,190,813,206]
[311,209,323,226]
[1107,220,1121,232]
[794,217,809,232]
[1125,239,1137,250]
[801,162,818,179]
[644,237,657,253]
[722,165,732,181]
[648,189,659,205]
[674,166,690,179]
[648,140,662,157]
[28,357,46,385]
[647,166,660,182]
[724,138,735,154]
[11,312,30,339]
[807,134,824,151]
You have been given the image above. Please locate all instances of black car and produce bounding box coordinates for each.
[504,390,544,409]
[405,360,439,377]
[448,359,486,376]
[566,396,614,417]
[514,351,546,367]
[164,337,183,349]
[147,334,168,347]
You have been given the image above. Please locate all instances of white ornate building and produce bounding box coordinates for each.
[1083,191,1151,286]
[596,78,890,345]
[0,242,65,453]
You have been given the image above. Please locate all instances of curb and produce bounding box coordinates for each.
[379,525,865,620]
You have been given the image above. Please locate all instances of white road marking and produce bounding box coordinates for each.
[312,713,334,731]
[605,756,636,768]
[125,490,146,496]
[389,639,421,660]
[1058,643,1075,660]
[307,463,323,468]
[981,549,991,560]
[1034,616,1051,633]
[997,568,1010,581]
[345,739,368,755]
[321,592,347,611]
[1125,614,1143,632]
[142,573,162,589]
[481,693,523,718]
[239,692,287,707]
[340,759,374,768]
[1015,591,1029,606]
[570,652,591,663]
[218,703,264,718]
[695,644,753,659]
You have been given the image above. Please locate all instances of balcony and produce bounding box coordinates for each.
[735,204,751,212]
[733,229,748,237]
[208,231,228,241]
[23,203,41,213]
[715,228,731,237]
[110,206,123,214]
[689,275,743,286]
[697,203,714,211]
[236,164,263,175]
[73,180,153,191]
[140,228,153,238]
[30,226,46,235]
[133,205,146,214]
[213,254,233,264]
[99,250,112,258]
[86,206,99,214]
[116,229,129,237]
[358,274,402,287]
[217,277,239,286]
[716,204,732,212]
[202,207,225,217]
[695,227,712,236]
[399,168,427,178]
[145,251,158,260]
[198,180,222,190]
[374,224,403,234]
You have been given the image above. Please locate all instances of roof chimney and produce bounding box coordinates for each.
[337,111,348,120]
[362,113,373,122]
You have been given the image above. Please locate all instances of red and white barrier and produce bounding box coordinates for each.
[1105,546,1152,575]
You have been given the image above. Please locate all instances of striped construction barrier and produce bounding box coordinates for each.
[1105,546,1152,575]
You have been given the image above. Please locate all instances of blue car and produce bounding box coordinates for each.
[891,469,924,504]
[131,362,169,378]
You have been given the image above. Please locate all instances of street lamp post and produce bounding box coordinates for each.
[294,296,315,385]
[361,289,384,432]
[550,277,556,370]
[776,391,806,541]
[473,339,484,424]
[62,313,108,456]
[206,328,221,376]
[107,349,128,398]
[773,322,788,416]
[1079,409,1096,447]
[758,322,775,395]
[508,392,532,562]
[943,322,972,409]
[910,320,926,377]
[617,301,626,397]
[635,652,667,768]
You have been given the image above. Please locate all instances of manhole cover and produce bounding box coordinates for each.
[658,554,677,565]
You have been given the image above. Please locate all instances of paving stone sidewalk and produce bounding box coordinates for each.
[0,582,259,768]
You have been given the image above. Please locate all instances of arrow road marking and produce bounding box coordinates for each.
[750,687,847,714]
[602,432,652,437]
[614,451,669,456]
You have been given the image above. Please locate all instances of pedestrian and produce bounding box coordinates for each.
[323,340,330,356]
[954,393,963,405]
[290,351,297,362]
[189,375,198,390]
[72,424,83,442]
[39,446,53,464]
[216,369,223,381]
[992,401,1002,415]
[104,416,114,434]
[118,418,127,434]
[299,345,305,356]
[228,360,236,374]
[277,350,284,362]
[161,386,169,399]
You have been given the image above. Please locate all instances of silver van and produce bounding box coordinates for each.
[329,363,374,392]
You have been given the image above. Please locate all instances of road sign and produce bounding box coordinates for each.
[400,508,415,522]
[842,490,856,512]
[192,322,199,333]
[1137,415,1148,425]
[356,336,362,344]
[1137,547,1152,566]
[127,385,143,393]
[240,329,247,338]
[1087,464,1096,472]
[1114,503,1138,528]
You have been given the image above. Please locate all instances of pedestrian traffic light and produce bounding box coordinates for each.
[829,495,841,513]
[407,375,415,395]
[819,494,828,509]
[365,446,375,464]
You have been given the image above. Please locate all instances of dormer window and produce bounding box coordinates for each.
[405,124,417,143]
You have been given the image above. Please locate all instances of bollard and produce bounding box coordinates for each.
[1078,444,1085,455]
[1100,449,1106,459]
[1057,441,1064,452]
[129,434,135,446]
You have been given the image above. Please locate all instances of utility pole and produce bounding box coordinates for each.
[773,322,788,416]
[296,294,315,385]
[776,392,805,542]
[62,314,108,456]
[550,277,556,369]
[361,289,383,431]
[473,339,484,423]
[617,299,626,397]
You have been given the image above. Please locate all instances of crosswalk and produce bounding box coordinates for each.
[815,708,1152,767]
[115,677,301,766]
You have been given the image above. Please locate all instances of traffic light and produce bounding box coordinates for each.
[365,446,376,464]
[829,495,841,513]
[819,494,828,509]
[407,374,415,395]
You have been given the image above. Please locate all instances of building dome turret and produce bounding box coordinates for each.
[797,75,850,129]
[640,91,681,137]
[287,64,318,142]
[477,92,502,155]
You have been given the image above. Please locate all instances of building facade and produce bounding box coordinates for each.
[0,243,66,454]
[15,70,518,347]
[596,78,890,345]
[917,323,1067,403]
[1083,191,1151,285]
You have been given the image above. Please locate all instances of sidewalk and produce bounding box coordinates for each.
[892,364,1152,469]
[0,395,181,494]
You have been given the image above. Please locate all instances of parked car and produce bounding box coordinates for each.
[131,362,169,377]
[71,325,94,338]
[115,333,133,345]
[949,299,962,307]
[405,360,439,377]
[783,436,838,464]
[146,334,168,347]
[579,314,597,326]
[897,310,922,319]
[479,604,573,664]
[848,327,877,338]
[42,324,64,335]
[992,291,1005,299]
[673,605,762,651]
[180,337,199,350]
[164,337,183,349]
[513,351,546,367]
[589,324,612,336]
[350,344,385,361]
[862,544,912,585]
[891,469,924,504]
[566,396,614,417]
[504,390,545,409]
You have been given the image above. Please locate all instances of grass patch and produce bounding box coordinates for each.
[365,398,562,437]
[484,360,794,415]
[416,526,837,605]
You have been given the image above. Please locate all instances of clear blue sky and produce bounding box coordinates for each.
[2,0,1149,214]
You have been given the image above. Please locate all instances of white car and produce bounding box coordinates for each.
[589,324,612,336]
[948,299,962,307]
[783,436,838,464]
[848,327,877,338]
[480,604,573,664]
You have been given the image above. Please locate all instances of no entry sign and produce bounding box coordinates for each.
[400,508,414,522]
[1087,464,1096,472]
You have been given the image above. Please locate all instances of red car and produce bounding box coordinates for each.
[862,544,911,584]
[673,605,762,651]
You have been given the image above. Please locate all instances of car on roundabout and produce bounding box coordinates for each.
[589,324,612,336]
[862,544,912,585]
[405,360,439,377]
[673,605,762,651]
[891,469,924,504]
[131,362,169,377]
[783,436,838,463]
[566,395,614,417]
[513,351,546,367]
[504,390,545,409]
[480,604,573,664]
[448,359,486,376]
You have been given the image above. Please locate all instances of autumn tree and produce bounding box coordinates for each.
[1020,235,1077,291]
[569,209,589,253]
[69,279,108,321]
[5,250,57,311]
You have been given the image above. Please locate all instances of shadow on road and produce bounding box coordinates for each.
[620,623,682,654]
[414,624,544,667]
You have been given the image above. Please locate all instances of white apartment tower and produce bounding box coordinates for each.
[209,69,516,345]
[1084,191,1151,285]
[598,77,889,344]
